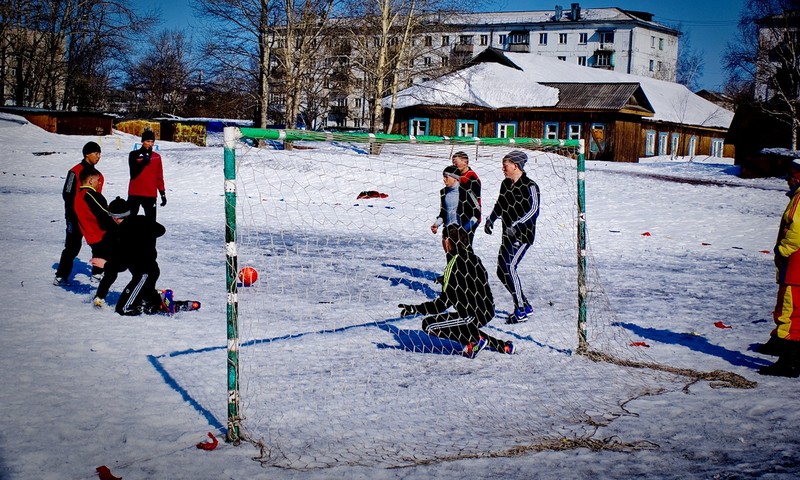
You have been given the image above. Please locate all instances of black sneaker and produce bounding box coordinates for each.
[758,357,800,378]
[462,337,487,359]
[53,276,68,286]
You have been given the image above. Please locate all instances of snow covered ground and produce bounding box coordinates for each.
[0,112,797,479]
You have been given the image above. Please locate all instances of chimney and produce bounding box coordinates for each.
[570,3,581,21]
[555,5,563,20]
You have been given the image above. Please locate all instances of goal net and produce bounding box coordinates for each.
[213,128,747,469]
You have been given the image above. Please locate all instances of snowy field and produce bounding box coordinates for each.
[0,112,797,479]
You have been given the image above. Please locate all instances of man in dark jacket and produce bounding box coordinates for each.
[484,150,540,324]
[398,225,516,358]
[128,129,166,220]
[91,197,166,315]
[54,141,104,285]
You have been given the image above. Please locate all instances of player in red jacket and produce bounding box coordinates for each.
[54,142,104,285]
[128,129,166,220]
[73,167,116,283]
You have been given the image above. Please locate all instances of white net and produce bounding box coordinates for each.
[214,131,746,469]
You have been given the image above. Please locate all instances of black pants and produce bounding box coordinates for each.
[497,237,531,310]
[56,220,102,278]
[421,312,509,351]
[128,195,157,221]
[116,263,162,315]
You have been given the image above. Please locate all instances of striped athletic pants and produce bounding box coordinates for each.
[497,237,531,310]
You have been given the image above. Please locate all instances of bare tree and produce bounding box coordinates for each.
[193,0,277,127]
[675,29,704,91]
[342,0,458,133]
[125,29,195,115]
[724,0,800,150]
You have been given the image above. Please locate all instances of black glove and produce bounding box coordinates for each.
[484,221,494,235]
[140,147,151,161]
[160,191,167,207]
[398,303,418,317]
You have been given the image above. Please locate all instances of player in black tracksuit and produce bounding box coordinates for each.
[484,150,540,324]
[93,197,166,315]
[398,225,515,357]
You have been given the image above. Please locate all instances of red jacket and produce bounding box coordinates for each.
[74,186,114,245]
[128,148,164,198]
[63,161,104,221]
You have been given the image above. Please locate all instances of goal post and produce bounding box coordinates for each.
[222,126,586,447]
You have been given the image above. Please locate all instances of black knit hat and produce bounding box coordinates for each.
[82,141,101,156]
[504,150,528,170]
[443,165,461,180]
[108,196,130,219]
[141,129,156,142]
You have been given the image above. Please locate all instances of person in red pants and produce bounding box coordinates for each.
[759,159,800,377]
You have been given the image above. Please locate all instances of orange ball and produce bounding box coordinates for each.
[238,266,258,286]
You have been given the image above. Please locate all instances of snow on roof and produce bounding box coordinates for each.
[388,50,733,130]
[390,61,560,110]
[443,8,641,25]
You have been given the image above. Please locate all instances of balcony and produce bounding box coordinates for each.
[452,43,474,54]
[508,43,530,53]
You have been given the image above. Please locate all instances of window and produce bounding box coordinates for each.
[651,36,656,48]
[649,60,654,72]
[459,35,472,45]
[423,56,431,66]
[658,132,668,155]
[688,135,697,157]
[670,133,680,157]
[659,38,664,50]
[424,36,432,46]
[354,98,362,108]
[558,56,566,61]
[441,56,449,67]
[456,119,478,137]
[480,35,488,46]
[596,52,612,66]
[645,130,656,156]
[567,123,582,140]
[499,34,507,45]
[599,31,614,47]
[559,33,568,44]
[711,138,725,157]
[589,123,606,154]
[497,122,518,138]
[577,56,587,66]
[410,118,429,136]
[510,32,529,45]
[539,33,548,45]
[579,32,588,44]
[657,61,663,71]
[544,122,559,139]
[442,35,450,46]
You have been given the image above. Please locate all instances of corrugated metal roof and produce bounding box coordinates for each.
[541,82,654,114]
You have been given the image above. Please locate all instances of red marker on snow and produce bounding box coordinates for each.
[196,432,219,451]
[714,321,732,329]
[630,341,650,347]
[641,232,651,236]
[96,465,121,480]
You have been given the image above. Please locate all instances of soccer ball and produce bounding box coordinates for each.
[238,266,258,286]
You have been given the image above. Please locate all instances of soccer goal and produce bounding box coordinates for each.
[217,127,750,469]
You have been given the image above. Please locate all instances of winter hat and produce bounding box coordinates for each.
[443,165,461,180]
[108,196,130,219]
[141,129,156,142]
[790,159,800,174]
[82,141,101,156]
[504,150,528,170]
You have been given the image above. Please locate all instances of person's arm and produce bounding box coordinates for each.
[778,197,800,257]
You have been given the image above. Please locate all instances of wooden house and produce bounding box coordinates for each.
[384,48,734,162]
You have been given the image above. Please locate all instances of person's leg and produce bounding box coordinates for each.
[142,197,157,221]
[497,239,531,310]
[423,312,482,346]
[55,221,82,279]
[127,195,142,217]
[115,265,160,315]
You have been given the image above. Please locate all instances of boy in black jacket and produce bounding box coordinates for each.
[91,197,166,314]
[399,225,515,358]
[484,150,541,324]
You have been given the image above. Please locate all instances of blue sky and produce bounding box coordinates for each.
[144,0,746,91]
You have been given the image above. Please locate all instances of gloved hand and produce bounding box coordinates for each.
[398,303,418,317]
[505,225,518,239]
[160,191,167,207]
[484,220,494,235]
[140,147,151,161]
